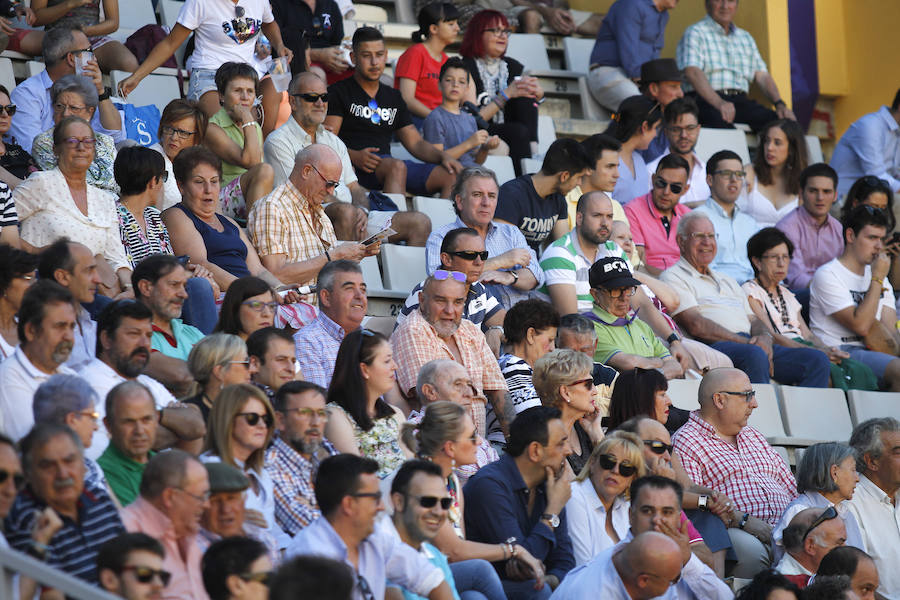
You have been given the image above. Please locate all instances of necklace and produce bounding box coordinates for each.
[758,279,791,330]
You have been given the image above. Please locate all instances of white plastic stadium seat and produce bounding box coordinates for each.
[483,155,516,186]
[359,255,385,291]
[847,390,900,426]
[110,70,181,114]
[26,60,45,78]
[412,196,456,230]
[520,158,542,175]
[380,244,427,292]
[118,0,157,31]
[537,115,556,157]
[805,135,824,164]
[0,58,15,95]
[157,0,183,29]
[695,128,751,166]
[778,386,853,443]
[505,34,551,71]
[352,4,389,22]
[666,379,701,412]
[562,37,594,75]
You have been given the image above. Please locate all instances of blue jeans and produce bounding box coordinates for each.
[501,579,552,600]
[181,277,218,334]
[449,560,506,600]
[710,335,830,387]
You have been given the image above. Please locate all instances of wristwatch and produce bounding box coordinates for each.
[98,86,112,101]
[541,513,560,529]
[666,332,680,344]
[697,494,709,511]
[509,269,519,284]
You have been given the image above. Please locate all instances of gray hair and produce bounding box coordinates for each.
[796,442,857,495]
[32,374,98,425]
[21,424,83,473]
[42,26,80,67]
[139,449,197,499]
[451,165,498,213]
[316,259,362,301]
[50,74,99,109]
[849,417,900,473]
[416,359,458,403]
[676,210,712,239]
[557,314,597,341]
[106,380,154,423]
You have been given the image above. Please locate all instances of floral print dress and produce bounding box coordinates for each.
[327,402,406,478]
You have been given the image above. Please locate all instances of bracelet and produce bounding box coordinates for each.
[738,512,750,529]
[241,121,257,129]
[324,249,332,262]
[499,543,508,560]
[499,90,510,102]
[774,99,786,107]
[873,277,884,286]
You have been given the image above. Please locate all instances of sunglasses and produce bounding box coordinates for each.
[653,176,684,195]
[311,164,340,190]
[234,5,245,18]
[237,412,274,428]
[411,495,453,510]
[293,92,329,103]
[121,565,172,586]
[597,454,637,477]
[0,104,16,116]
[239,571,272,587]
[433,269,467,283]
[568,377,594,389]
[643,440,674,455]
[0,468,25,491]
[802,505,838,542]
[449,250,488,261]
[712,169,746,180]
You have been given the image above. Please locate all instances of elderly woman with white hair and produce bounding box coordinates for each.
[772,442,865,558]
[30,74,118,193]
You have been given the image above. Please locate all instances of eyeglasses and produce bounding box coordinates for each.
[0,104,16,116]
[643,440,674,455]
[176,487,211,503]
[63,137,96,148]
[653,176,685,195]
[53,102,89,113]
[687,232,717,241]
[601,286,637,298]
[311,164,340,190]
[433,269,467,283]
[484,27,513,36]
[285,407,329,420]
[234,5,245,18]
[760,253,790,263]
[801,505,838,543]
[293,92,329,103]
[357,574,377,600]
[69,47,92,56]
[351,491,382,501]
[567,377,594,390]
[15,273,35,281]
[239,571,272,587]
[596,454,637,477]
[717,389,756,402]
[241,300,278,313]
[0,468,25,491]
[665,124,700,136]
[78,410,100,421]
[161,125,196,140]
[713,169,746,180]
[449,250,489,261]
[411,495,453,510]
[237,412,274,428]
[120,566,172,586]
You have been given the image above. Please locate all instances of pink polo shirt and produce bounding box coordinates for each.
[624,192,691,270]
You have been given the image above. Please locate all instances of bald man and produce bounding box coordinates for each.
[776,507,847,584]
[551,531,684,599]
[263,72,431,246]
[672,367,798,579]
[248,143,380,297]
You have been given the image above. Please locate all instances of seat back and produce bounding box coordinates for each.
[846,390,900,426]
[484,155,516,185]
[352,4,389,21]
[359,255,385,291]
[0,58,14,95]
[118,0,158,30]
[667,379,701,412]
[563,37,594,74]
[412,196,456,230]
[695,128,751,165]
[380,244,427,292]
[537,115,557,157]
[110,70,181,113]
[747,384,787,438]
[506,34,551,71]
[806,135,824,164]
[778,386,853,442]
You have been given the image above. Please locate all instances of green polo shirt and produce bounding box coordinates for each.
[151,318,204,362]
[590,305,671,364]
[97,444,154,507]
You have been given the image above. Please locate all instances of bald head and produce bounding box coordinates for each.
[784,507,847,571]
[698,368,745,406]
[617,532,682,599]
[295,144,340,169]
[290,144,342,204]
[289,71,325,95]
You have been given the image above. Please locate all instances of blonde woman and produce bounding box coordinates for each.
[185,333,252,422]
[566,431,646,565]
[533,348,603,475]
[202,383,277,537]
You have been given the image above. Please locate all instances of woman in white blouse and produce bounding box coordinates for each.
[566,430,646,566]
[13,116,132,298]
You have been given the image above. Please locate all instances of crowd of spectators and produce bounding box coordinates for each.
[0,0,897,599]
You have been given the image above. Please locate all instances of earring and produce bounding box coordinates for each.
[451,457,456,470]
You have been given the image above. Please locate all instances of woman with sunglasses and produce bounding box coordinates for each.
[185,333,253,423]
[0,85,39,190]
[606,95,663,205]
[533,348,601,476]
[324,329,408,478]
[0,245,38,360]
[214,276,279,340]
[566,431,647,565]
[156,99,209,211]
[606,367,691,435]
[741,119,808,228]
[771,442,864,560]
[202,383,279,539]
[394,401,541,599]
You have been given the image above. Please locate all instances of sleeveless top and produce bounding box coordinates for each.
[173,202,250,278]
[327,402,406,479]
[565,421,595,476]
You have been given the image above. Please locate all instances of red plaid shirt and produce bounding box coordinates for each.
[673,411,797,525]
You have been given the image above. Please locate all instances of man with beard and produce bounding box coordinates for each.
[646,98,710,208]
[0,280,77,440]
[5,424,125,584]
[79,301,205,457]
[265,380,339,537]
[463,406,574,598]
[97,381,159,507]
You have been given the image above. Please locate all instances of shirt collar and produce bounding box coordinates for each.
[271,434,312,467]
[795,204,835,230]
[317,310,348,341]
[103,442,152,469]
[129,496,177,538]
[703,196,741,219]
[857,474,895,504]
[40,70,53,90]
[878,106,900,133]
[674,256,717,280]
[14,346,56,378]
[703,13,736,35]
[455,215,497,238]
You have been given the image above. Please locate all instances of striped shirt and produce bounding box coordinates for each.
[0,182,16,228]
[5,483,124,583]
[116,203,173,268]
[676,15,768,93]
[539,232,629,313]
[397,280,502,333]
[489,354,541,443]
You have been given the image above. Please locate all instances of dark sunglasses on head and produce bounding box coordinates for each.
[0,468,25,491]
[449,250,488,261]
[412,495,453,510]
[643,440,674,455]
[121,565,172,586]
[801,505,838,542]
[293,92,329,103]
[597,454,637,477]
[234,5,245,18]
[237,412,273,428]
[433,269,466,283]
[0,104,16,116]
[653,176,684,195]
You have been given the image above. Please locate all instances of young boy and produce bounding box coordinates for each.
[423,57,500,168]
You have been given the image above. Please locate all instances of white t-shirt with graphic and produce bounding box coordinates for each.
[810,258,895,348]
[178,0,273,71]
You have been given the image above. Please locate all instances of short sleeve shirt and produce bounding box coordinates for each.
[178,0,273,71]
[623,192,690,271]
[394,43,446,110]
[328,78,413,155]
[676,15,768,93]
[539,233,628,314]
[422,107,480,167]
[660,257,754,335]
[271,0,343,51]
[589,305,671,364]
[496,175,568,251]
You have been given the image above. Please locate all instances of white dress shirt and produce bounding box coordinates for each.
[775,551,812,577]
[565,478,631,566]
[0,347,76,440]
[845,475,900,600]
[65,307,97,371]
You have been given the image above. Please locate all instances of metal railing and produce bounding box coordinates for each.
[0,545,121,600]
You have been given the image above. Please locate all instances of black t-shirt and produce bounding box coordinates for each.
[495,175,568,250]
[271,0,343,73]
[328,77,413,155]
[0,141,38,181]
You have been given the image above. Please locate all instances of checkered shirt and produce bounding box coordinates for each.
[294,311,346,388]
[672,411,797,526]
[677,15,768,93]
[247,180,336,297]
[390,307,507,399]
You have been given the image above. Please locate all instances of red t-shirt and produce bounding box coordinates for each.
[393,43,446,110]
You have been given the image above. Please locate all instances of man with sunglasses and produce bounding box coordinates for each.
[776,507,846,586]
[120,449,212,600]
[98,533,169,600]
[287,454,456,600]
[202,536,273,600]
[624,154,692,276]
[645,97,710,208]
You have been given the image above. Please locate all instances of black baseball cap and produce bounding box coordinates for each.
[589,257,642,290]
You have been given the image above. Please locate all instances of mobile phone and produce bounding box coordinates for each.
[890,232,900,246]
